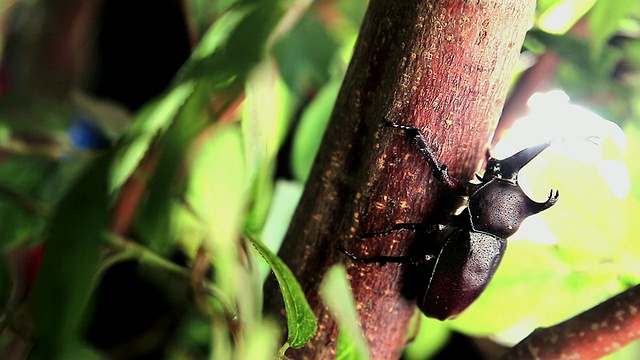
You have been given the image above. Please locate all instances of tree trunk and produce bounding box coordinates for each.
[266,0,536,358]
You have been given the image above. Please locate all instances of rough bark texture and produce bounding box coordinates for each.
[266,0,536,358]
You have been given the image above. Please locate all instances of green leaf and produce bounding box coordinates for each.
[182,0,239,41]
[624,124,640,201]
[56,341,105,360]
[243,162,276,234]
[247,233,317,348]
[29,153,111,358]
[117,0,296,252]
[536,0,596,35]
[242,318,281,360]
[0,156,51,249]
[335,331,367,360]
[0,96,92,249]
[188,1,252,62]
[403,315,450,360]
[242,60,295,232]
[177,0,286,85]
[291,77,341,182]
[133,84,209,253]
[588,0,638,59]
[528,30,624,108]
[530,30,620,78]
[0,95,71,138]
[273,11,339,96]
[242,59,295,178]
[187,124,247,290]
[109,81,196,193]
[320,265,369,360]
[256,180,304,281]
[0,156,90,250]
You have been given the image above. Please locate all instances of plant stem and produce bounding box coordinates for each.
[103,234,239,332]
[0,185,50,216]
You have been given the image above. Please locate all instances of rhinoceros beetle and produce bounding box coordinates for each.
[340,119,559,320]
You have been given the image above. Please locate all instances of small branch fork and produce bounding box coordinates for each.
[500,283,640,359]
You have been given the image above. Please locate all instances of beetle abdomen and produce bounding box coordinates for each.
[419,229,506,320]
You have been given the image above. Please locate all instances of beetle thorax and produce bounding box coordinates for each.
[467,179,534,238]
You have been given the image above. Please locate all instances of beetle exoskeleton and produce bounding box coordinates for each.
[340,119,559,320]
[419,228,506,320]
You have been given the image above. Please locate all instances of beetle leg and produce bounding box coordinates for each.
[339,223,442,265]
[360,222,434,238]
[383,119,467,195]
[338,244,432,266]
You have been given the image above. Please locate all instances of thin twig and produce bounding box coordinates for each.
[102,234,240,333]
[0,185,50,216]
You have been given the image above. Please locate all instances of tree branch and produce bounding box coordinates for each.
[501,283,640,359]
[265,0,536,358]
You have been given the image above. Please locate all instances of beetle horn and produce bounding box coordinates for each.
[490,141,552,181]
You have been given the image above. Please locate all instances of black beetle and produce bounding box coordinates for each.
[340,119,559,320]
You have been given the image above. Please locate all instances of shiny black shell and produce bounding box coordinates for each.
[469,179,553,239]
[418,228,506,320]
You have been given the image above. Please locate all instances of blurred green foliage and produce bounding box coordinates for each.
[0,0,639,359]
[320,265,369,360]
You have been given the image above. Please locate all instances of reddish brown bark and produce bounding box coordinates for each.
[501,283,640,359]
[266,0,536,358]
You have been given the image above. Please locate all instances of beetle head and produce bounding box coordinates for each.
[482,142,552,182]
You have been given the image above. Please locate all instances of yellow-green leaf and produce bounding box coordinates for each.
[247,234,317,348]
